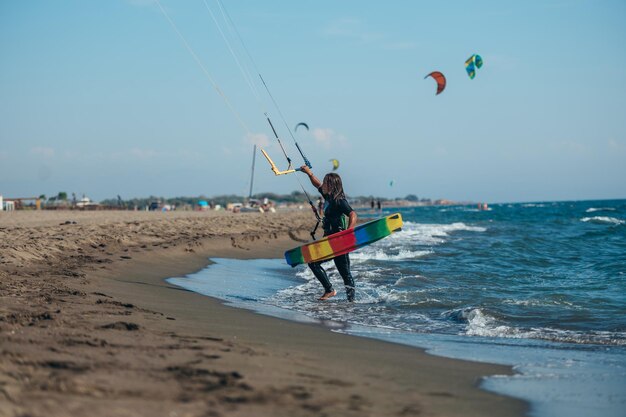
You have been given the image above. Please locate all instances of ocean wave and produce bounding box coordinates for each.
[350,249,431,262]
[374,288,440,304]
[585,207,616,213]
[294,267,317,281]
[451,308,626,346]
[393,222,487,246]
[439,207,488,212]
[360,268,391,278]
[580,216,625,225]
[501,298,581,309]
[393,275,428,286]
[403,221,487,234]
[341,222,488,255]
[336,221,488,266]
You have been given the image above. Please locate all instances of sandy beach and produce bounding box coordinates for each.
[0,210,527,417]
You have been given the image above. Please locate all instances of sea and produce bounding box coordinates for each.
[168,199,626,417]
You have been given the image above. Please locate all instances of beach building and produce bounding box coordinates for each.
[75,195,99,209]
[0,196,41,210]
[5,201,15,211]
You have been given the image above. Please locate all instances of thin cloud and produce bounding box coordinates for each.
[31,147,55,158]
[486,53,520,71]
[245,132,270,148]
[37,165,52,181]
[62,148,205,162]
[312,128,348,149]
[433,146,448,157]
[322,18,415,50]
[63,150,80,159]
[608,138,625,152]
[541,0,586,10]
[556,140,588,154]
[324,18,383,42]
[125,0,157,7]
[384,41,417,51]
[129,148,160,159]
[176,149,205,160]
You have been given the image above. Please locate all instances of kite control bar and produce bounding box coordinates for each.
[260,148,302,176]
[259,116,307,176]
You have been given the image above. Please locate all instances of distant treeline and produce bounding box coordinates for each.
[99,192,430,209]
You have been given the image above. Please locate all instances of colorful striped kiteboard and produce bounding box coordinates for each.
[284,213,403,267]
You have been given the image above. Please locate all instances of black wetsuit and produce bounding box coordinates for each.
[308,187,355,301]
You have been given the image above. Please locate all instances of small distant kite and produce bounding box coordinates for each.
[465,54,483,79]
[295,122,309,132]
[389,180,394,187]
[425,71,446,95]
[329,159,339,171]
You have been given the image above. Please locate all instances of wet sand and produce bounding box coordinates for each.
[0,210,527,417]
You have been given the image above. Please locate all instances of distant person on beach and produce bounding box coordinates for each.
[371,199,375,210]
[300,166,357,301]
[377,200,381,211]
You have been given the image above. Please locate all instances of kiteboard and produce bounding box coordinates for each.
[284,213,403,267]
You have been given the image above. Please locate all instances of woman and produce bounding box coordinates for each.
[300,166,358,301]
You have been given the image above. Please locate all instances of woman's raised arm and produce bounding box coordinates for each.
[300,166,322,189]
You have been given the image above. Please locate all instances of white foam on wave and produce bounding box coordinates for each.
[360,268,390,278]
[267,275,437,331]
[269,220,490,330]
[350,249,431,261]
[580,216,625,225]
[404,221,487,234]
[344,221,486,268]
[585,207,616,213]
[386,221,487,247]
[376,288,438,304]
[393,275,428,286]
[457,308,626,346]
[439,207,486,212]
[462,308,520,338]
[502,298,581,309]
[294,265,318,281]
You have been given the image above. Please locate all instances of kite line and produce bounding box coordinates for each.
[154,0,322,236]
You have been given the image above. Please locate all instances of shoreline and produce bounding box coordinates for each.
[0,210,528,416]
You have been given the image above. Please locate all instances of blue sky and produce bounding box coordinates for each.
[1,0,625,202]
